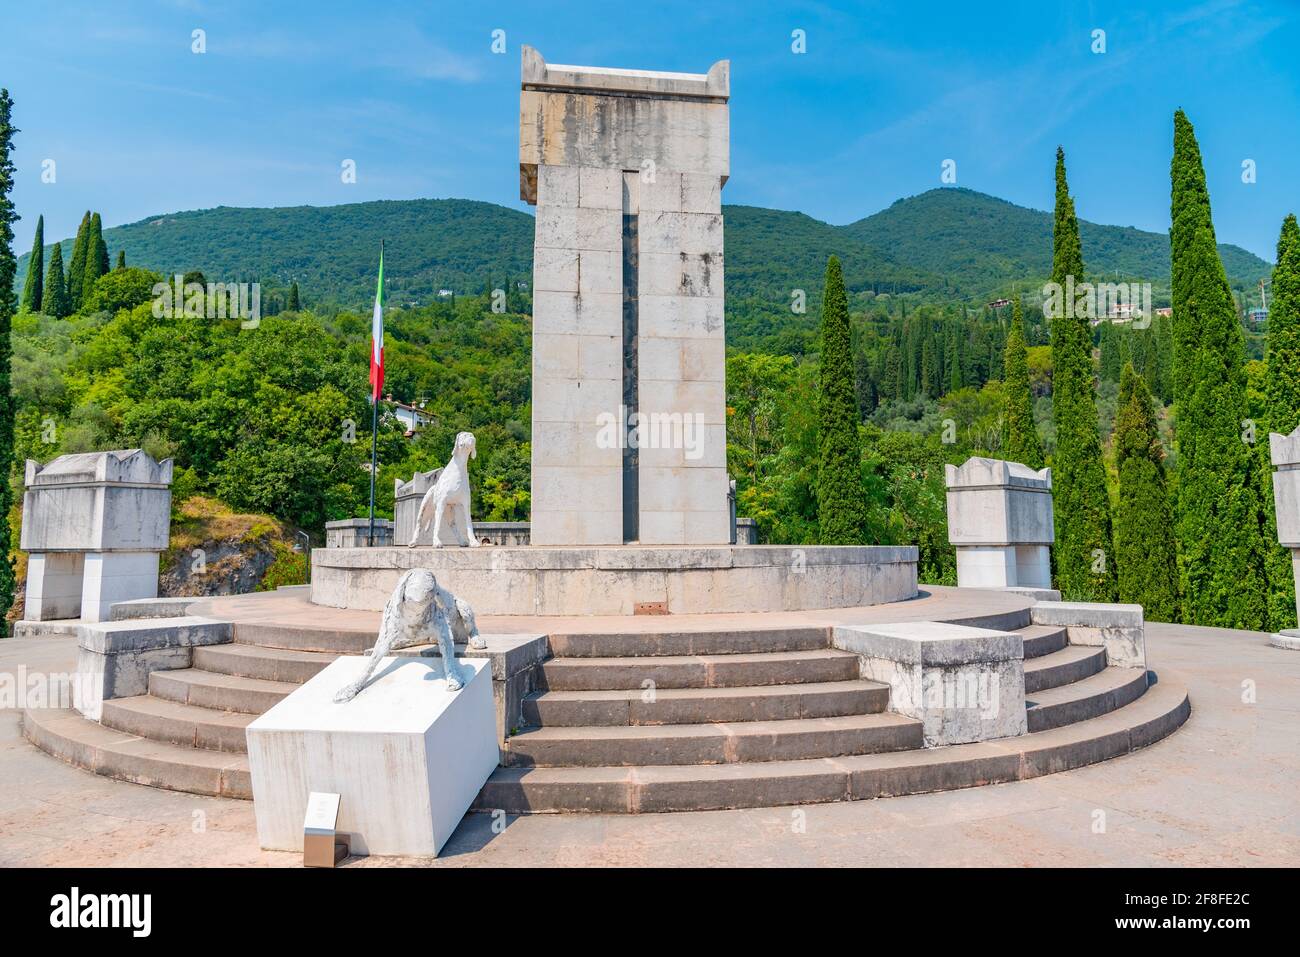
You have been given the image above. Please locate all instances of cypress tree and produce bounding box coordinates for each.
[1098,321,1122,381]
[66,210,90,308]
[20,213,42,312]
[287,281,300,311]
[1266,215,1300,433]
[1113,363,1181,621]
[42,241,69,317]
[82,211,108,303]
[1262,214,1300,628]
[116,249,126,270]
[1169,110,1271,629]
[948,325,963,392]
[816,255,871,544]
[1049,147,1117,601]
[1003,297,1044,469]
[0,90,18,633]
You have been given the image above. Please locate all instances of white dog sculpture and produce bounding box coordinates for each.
[333,568,487,703]
[408,431,480,547]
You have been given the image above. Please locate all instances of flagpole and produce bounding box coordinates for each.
[368,239,383,547]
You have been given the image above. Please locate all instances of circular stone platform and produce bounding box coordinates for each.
[310,544,919,616]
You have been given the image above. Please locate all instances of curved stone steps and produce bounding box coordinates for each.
[475,674,1190,813]
[232,622,373,654]
[1026,666,1149,732]
[148,668,294,715]
[1018,625,1068,659]
[21,707,251,799]
[537,648,861,691]
[195,642,336,684]
[100,695,253,753]
[546,626,832,658]
[523,680,889,727]
[503,712,922,767]
[1023,644,1107,693]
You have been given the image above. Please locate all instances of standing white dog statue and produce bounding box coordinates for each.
[408,431,480,547]
[333,568,487,703]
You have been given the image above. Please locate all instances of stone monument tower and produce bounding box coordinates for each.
[520,46,730,546]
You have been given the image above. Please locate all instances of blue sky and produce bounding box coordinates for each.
[2,0,1296,260]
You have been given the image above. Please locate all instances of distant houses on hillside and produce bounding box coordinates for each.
[382,396,434,438]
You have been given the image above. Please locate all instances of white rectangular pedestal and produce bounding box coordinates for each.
[955,544,1050,589]
[25,552,85,620]
[81,551,160,623]
[833,621,1027,746]
[246,655,498,858]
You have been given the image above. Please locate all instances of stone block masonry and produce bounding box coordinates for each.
[20,450,173,623]
[832,622,1028,747]
[521,46,731,545]
[946,457,1054,590]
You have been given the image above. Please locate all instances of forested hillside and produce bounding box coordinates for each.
[14,189,1270,333]
[846,188,1270,298]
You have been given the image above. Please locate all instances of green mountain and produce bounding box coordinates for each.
[844,187,1270,298]
[19,199,538,308]
[14,188,1270,322]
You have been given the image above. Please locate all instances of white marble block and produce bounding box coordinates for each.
[246,655,498,858]
[832,621,1027,746]
[80,552,161,623]
[24,553,85,621]
[1031,601,1147,669]
[945,457,1053,589]
[20,450,172,622]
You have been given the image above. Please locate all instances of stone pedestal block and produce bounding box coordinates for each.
[1269,426,1300,649]
[81,552,161,623]
[75,616,232,720]
[832,622,1027,746]
[24,553,85,621]
[21,450,172,622]
[1030,601,1146,669]
[946,457,1053,589]
[394,469,440,546]
[325,518,393,548]
[246,656,499,858]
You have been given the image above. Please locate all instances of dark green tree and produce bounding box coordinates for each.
[1098,320,1123,382]
[42,240,69,317]
[66,210,90,308]
[1049,147,1117,601]
[20,213,42,312]
[0,90,18,632]
[116,249,126,270]
[1266,214,1300,434]
[1169,110,1271,628]
[1113,363,1181,621]
[1261,214,1300,629]
[1002,297,1044,469]
[82,211,108,303]
[288,281,300,311]
[816,255,871,544]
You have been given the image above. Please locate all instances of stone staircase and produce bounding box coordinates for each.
[471,610,1186,812]
[23,621,373,800]
[22,607,1190,811]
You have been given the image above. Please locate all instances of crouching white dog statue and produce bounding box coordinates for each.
[333,568,487,702]
[408,431,480,548]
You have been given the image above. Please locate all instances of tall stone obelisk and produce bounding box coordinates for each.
[520,46,731,546]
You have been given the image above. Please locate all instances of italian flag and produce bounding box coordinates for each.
[369,244,385,401]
